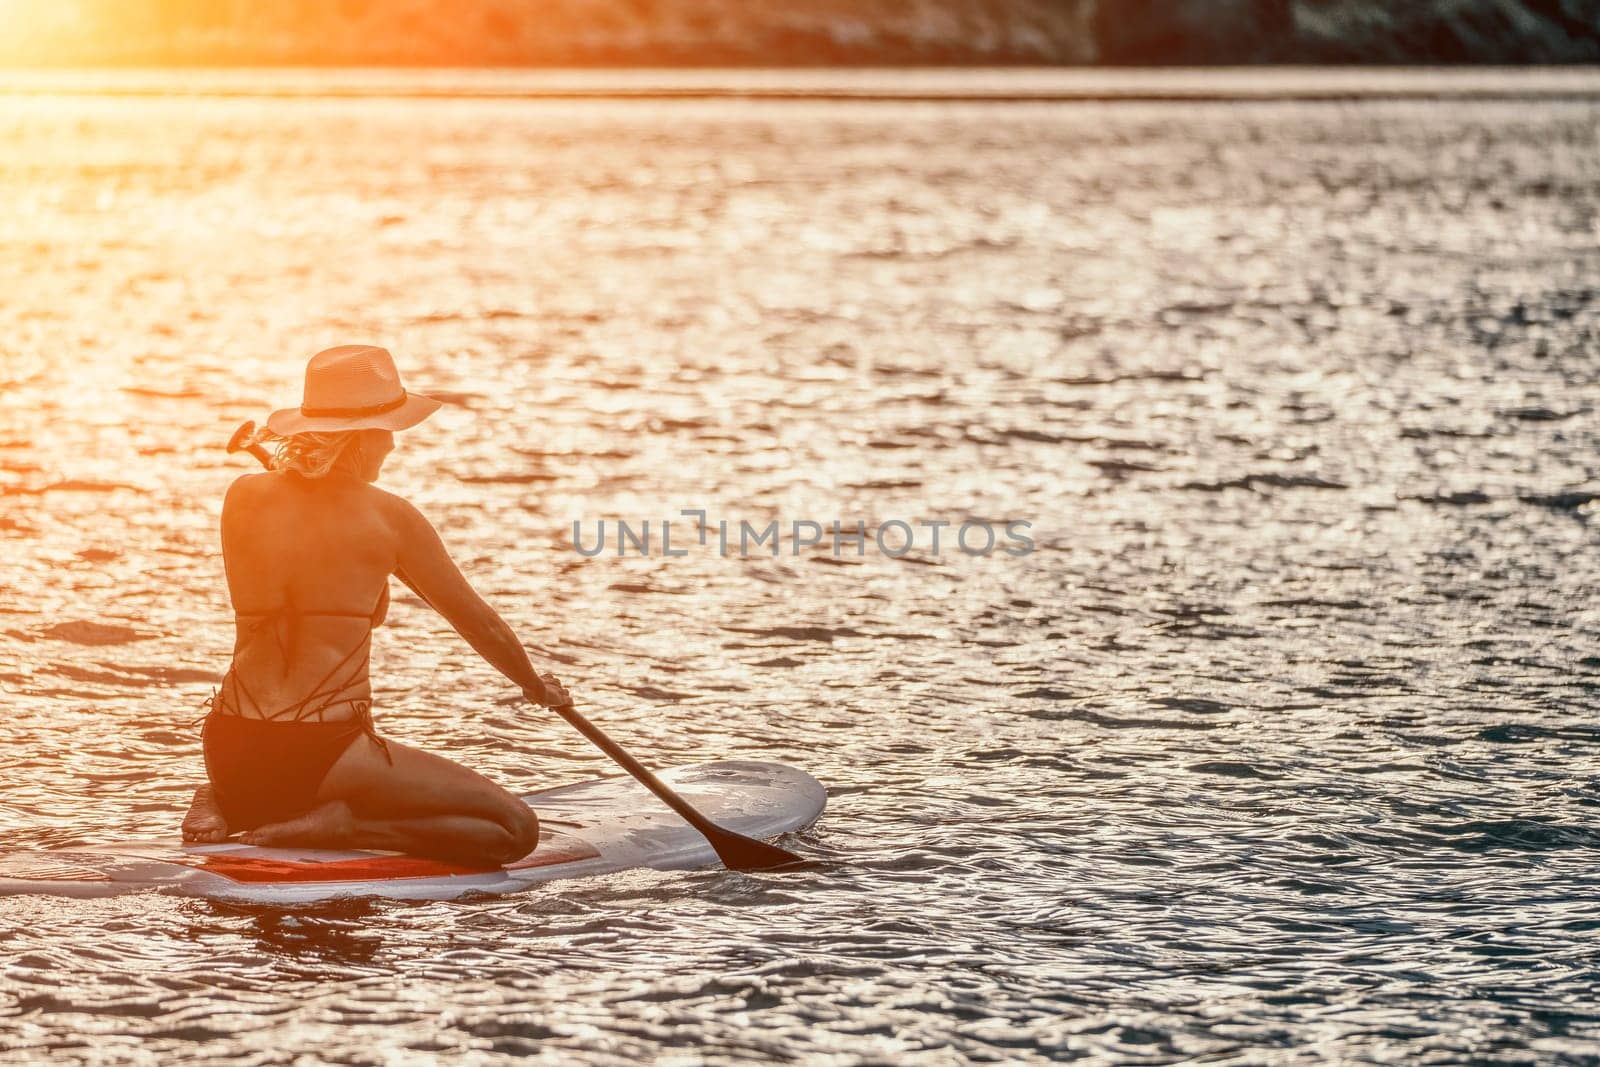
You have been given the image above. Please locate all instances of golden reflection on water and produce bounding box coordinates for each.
[3,78,1600,1063]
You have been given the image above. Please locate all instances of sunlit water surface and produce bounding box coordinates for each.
[3,75,1600,1064]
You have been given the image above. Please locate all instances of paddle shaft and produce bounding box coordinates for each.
[534,695,802,869]
[224,420,802,869]
[545,700,733,838]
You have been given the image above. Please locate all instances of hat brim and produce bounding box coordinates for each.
[265,392,443,436]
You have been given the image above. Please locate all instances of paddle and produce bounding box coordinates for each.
[225,420,805,871]
[536,697,805,871]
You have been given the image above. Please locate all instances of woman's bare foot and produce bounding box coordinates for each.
[242,799,355,849]
[181,785,230,843]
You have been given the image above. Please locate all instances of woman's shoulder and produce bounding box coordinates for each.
[366,484,431,530]
[223,471,394,516]
[222,471,272,507]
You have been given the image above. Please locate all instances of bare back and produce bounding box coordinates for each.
[218,464,544,722]
[220,471,398,720]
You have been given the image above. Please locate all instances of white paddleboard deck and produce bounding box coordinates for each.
[0,760,824,903]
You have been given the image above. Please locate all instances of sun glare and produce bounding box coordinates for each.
[0,0,82,65]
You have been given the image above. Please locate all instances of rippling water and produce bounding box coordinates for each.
[4,74,1600,1063]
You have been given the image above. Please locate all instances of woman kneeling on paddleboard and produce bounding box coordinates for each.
[181,344,571,866]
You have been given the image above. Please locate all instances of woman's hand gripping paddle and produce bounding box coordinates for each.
[225,420,806,872]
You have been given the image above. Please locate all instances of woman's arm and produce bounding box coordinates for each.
[386,494,570,706]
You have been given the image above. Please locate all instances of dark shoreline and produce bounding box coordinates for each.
[4,66,1600,102]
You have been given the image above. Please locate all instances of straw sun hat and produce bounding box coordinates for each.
[266,345,442,436]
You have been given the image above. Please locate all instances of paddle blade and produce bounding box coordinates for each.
[708,828,807,871]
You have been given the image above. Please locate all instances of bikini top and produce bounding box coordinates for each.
[213,591,386,723]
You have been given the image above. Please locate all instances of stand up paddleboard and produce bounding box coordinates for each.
[0,760,824,904]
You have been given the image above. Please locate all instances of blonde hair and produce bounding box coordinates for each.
[263,429,364,479]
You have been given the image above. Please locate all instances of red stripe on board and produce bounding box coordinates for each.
[196,854,489,882]
[184,832,602,884]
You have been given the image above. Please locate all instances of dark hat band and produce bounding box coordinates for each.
[299,392,408,419]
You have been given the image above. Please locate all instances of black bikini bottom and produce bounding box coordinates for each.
[202,707,390,831]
